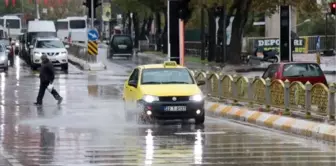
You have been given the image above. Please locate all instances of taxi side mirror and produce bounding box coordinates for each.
[128,80,137,87]
[197,80,205,86]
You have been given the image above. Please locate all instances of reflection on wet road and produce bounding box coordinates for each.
[0,55,334,165]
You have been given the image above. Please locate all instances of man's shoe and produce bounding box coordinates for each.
[34,102,42,106]
[57,97,63,104]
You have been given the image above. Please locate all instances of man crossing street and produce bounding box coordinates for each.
[34,55,63,105]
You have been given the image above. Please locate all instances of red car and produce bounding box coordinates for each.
[262,62,328,85]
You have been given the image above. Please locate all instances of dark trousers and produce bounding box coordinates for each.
[37,81,61,104]
[9,55,14,66]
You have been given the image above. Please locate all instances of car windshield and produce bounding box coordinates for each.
[28,32,57,43]
[283,63,324,77]
[69,20,86,29]
[112,36,132,46]
[141,68,194,84]
[36,40,64,48]
[56,21,68,30]
[6,19,20,28]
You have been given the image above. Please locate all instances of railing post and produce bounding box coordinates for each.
[247,77,254,107]
[205,73,211,96]
[232,76,238,105]
[265,78,271,111]
[304,82,312,119]
[328,83,335,121]
[218,76,223,99]
[283,79,291,115]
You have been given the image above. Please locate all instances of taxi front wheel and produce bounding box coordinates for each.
[195,114,205,125]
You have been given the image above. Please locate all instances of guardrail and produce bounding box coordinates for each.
[192,71,336,121]
[65,42,97,63]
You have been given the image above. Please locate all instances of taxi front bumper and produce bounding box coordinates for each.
[139,100,205,120]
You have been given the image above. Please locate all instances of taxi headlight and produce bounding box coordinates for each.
[143,95,159,103]
[189,94,203,102]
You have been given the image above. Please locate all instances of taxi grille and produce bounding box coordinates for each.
[159,96,190,102]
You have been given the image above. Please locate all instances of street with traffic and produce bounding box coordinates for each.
[0,44,330,165]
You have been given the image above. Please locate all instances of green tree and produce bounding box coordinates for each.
[190,0,321,63]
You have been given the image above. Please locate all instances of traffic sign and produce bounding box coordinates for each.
[88,41,98,55]
[88,29,99,41]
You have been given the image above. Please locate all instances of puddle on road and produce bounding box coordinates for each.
[17,99,151,133]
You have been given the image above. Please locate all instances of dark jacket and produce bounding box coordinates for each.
[40,59,55,83]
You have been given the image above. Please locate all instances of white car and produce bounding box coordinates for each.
[29,37,69,71]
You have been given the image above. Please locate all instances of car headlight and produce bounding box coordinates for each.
[0,56,6,61]
[61,52,67,56]
[189,94,204,102]
[15,42,19,46]
[142,95,159,103]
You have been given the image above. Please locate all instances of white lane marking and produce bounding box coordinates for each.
[174,131,227,135]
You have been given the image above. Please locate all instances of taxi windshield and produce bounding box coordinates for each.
[141,68,194,84]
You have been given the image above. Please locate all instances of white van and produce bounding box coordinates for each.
[23,20,57,62]
[0,15,21,39]
[27,20,56,45]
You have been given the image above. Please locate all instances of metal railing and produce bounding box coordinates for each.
[192,71,336,121]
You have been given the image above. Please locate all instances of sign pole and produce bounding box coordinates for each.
[91,0,94,29]
[167,0,171,61]
[179,19,184,66]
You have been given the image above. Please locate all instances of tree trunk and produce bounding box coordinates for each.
[155,12,162,51]
[140,18,148,40]
[146,16,153,36]
[207,7,216,62]
[162,10,168,54]
[133,12,140,48]
[227,0,252,64]
[122,13,127,34]
[127,12,132,35]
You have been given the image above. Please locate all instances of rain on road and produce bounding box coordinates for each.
[0,51,333,166]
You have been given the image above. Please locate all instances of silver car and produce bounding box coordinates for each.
[0,44,9,71]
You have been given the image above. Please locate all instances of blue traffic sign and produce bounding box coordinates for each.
[88,29,99,41]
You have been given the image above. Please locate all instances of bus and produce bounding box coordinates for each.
[0,15,22,39]
[56,16,87,43]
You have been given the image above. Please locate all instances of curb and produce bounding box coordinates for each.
[68,55,106,71]
[205,102,336,143]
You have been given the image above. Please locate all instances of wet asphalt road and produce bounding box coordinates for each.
[0,51,334,166]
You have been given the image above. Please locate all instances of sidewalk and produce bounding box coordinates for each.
[138,52,336,74]
[205,101,336,143]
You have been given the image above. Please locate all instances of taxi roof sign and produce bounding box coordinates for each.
[163,61,177,67]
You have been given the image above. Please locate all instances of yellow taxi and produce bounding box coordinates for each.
[123,61,206,124]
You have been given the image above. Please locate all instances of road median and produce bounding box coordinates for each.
[205,101,336,143]
[68,54,106,71]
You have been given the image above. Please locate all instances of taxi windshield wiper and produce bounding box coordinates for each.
[142,81,160,84]
[165,81,190,84]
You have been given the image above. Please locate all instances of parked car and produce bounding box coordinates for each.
[108,34,133,59]
[262,62,328,85]
[0,44,9,71]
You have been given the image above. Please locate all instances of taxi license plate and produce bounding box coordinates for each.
[164,106,186,112]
